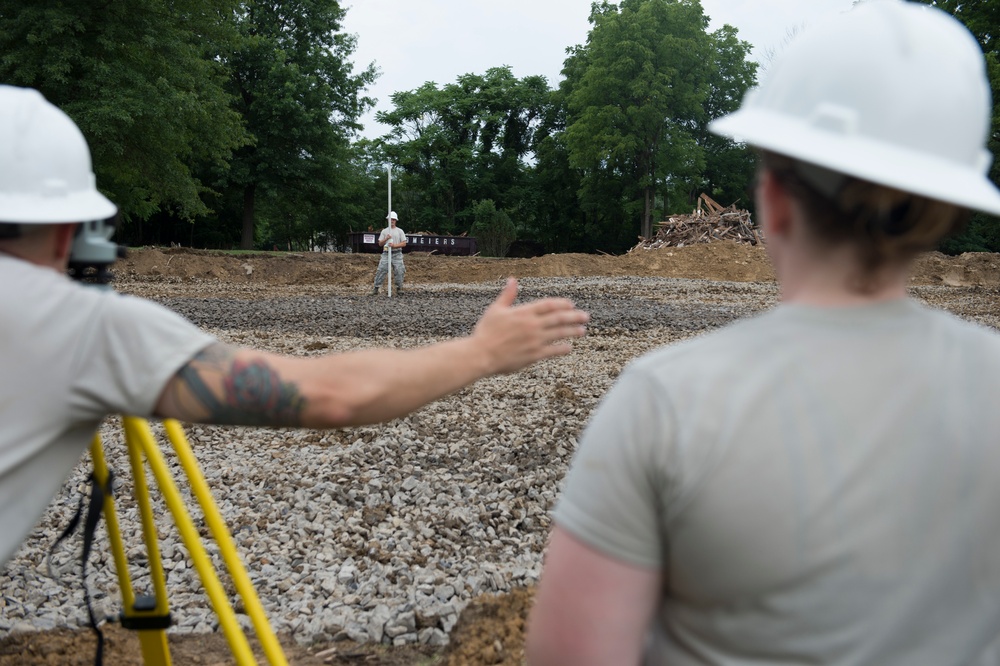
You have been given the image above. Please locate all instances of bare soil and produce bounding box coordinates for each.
[110,242,1000,289]
[3,243,999,666]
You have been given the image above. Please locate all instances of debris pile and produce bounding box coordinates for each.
[630,193,761,251]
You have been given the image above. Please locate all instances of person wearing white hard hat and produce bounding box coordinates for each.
[0,85,590,567]
[528,2,1000,664]
[370,210,406,295]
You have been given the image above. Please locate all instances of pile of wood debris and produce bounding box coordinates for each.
[630,193,761,252]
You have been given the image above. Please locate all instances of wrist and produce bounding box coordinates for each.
[454,334,496,378]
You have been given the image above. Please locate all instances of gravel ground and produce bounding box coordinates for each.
[2,275,997,657]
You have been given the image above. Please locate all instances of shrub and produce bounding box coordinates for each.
[470,199,517,258]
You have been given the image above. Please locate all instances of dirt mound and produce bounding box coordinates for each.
[442,587,534,666]
[113,243,1000,288]
[0,625,437,665]
[912,250,1000,287]
[112,242,781,288]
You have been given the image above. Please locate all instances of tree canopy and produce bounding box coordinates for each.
[376,66,550,234]
[0,0,247,222]
[557,0,756,248]
[4,0,996,255]
[217,0,376,249]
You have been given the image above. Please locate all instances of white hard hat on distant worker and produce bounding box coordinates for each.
[709,0,1000,216]
[0,85,117,224]
[387,211,398,220]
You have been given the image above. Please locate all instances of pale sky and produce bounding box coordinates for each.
[341,0,858,140]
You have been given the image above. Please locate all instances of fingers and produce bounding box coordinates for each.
[491,277,519,309]
[545,320,589,341]
[524,300,590,338]
[476,281,589,373]
[507,288,589,340]
[517,295,584,317]
[512,301,589,366]
[534,341,575,360]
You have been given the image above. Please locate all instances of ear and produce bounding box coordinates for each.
[758,170,794,239]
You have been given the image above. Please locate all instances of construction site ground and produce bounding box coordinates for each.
[1,242,998,666]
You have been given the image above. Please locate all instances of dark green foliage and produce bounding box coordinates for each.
[0,0,248,228]
[377,67,550,236]
[939,214,1000,254]
[14,1,996,259]
[558,0,757,251]
[470,200,517,258]
[696,24,759,213]
[1,0,377,250]
[217,0,376,249]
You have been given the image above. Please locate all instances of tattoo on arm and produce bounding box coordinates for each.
[173,343,306,426]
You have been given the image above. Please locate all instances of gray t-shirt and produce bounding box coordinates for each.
[555,299,1000,665]
[0,255,214,566]
[378,226,406,252]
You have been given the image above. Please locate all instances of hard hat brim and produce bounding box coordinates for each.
[0,190,117,224]
[710,108,1000,217]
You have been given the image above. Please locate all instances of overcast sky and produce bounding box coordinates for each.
[341,0,858,139]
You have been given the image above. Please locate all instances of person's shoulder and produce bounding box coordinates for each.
[922,302,1000,348]
[1,255,105,305]
[626,311,774,382]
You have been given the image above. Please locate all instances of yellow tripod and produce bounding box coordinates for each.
[89,417,288,665]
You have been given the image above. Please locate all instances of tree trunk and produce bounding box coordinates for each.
[241,183,256,250]
[642,186,653,240]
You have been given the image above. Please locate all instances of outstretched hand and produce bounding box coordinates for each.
[472,277,589,374]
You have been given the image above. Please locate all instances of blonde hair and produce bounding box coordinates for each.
[760,151,968,280]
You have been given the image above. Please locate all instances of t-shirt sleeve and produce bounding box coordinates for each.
[68,293,216,420]
[553,368,676,568]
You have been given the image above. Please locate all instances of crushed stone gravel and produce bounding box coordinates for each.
[2,276,996,651]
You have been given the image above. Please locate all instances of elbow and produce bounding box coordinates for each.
[303,384,388,428]
[302,389,363,428]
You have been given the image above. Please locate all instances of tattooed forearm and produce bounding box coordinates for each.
[172,343,306,426]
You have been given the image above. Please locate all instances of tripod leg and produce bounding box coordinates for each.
[91,433,174,666]
[163,419,288,666]
[124,418,265,666]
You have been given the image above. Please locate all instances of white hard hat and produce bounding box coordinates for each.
[0,85,117,224]
[387,211,398,220]
[709,0,1000,216]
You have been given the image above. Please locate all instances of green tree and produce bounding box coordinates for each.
[560,0,756,249]
[531,98,588,252]
[220,0,376,249]
[259,139,389,250]
[377,81,474,232]
[694,24,758,211]
[0,0,248,229]
[470,199,517,257]
[564,0,710,241]
[377,67,551,235]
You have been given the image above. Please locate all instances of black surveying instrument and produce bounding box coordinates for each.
[67,216,126,286]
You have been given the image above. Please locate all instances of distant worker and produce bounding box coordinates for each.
[0,84,590,566]
[371,211,406,295]
[528,2,1000,664]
